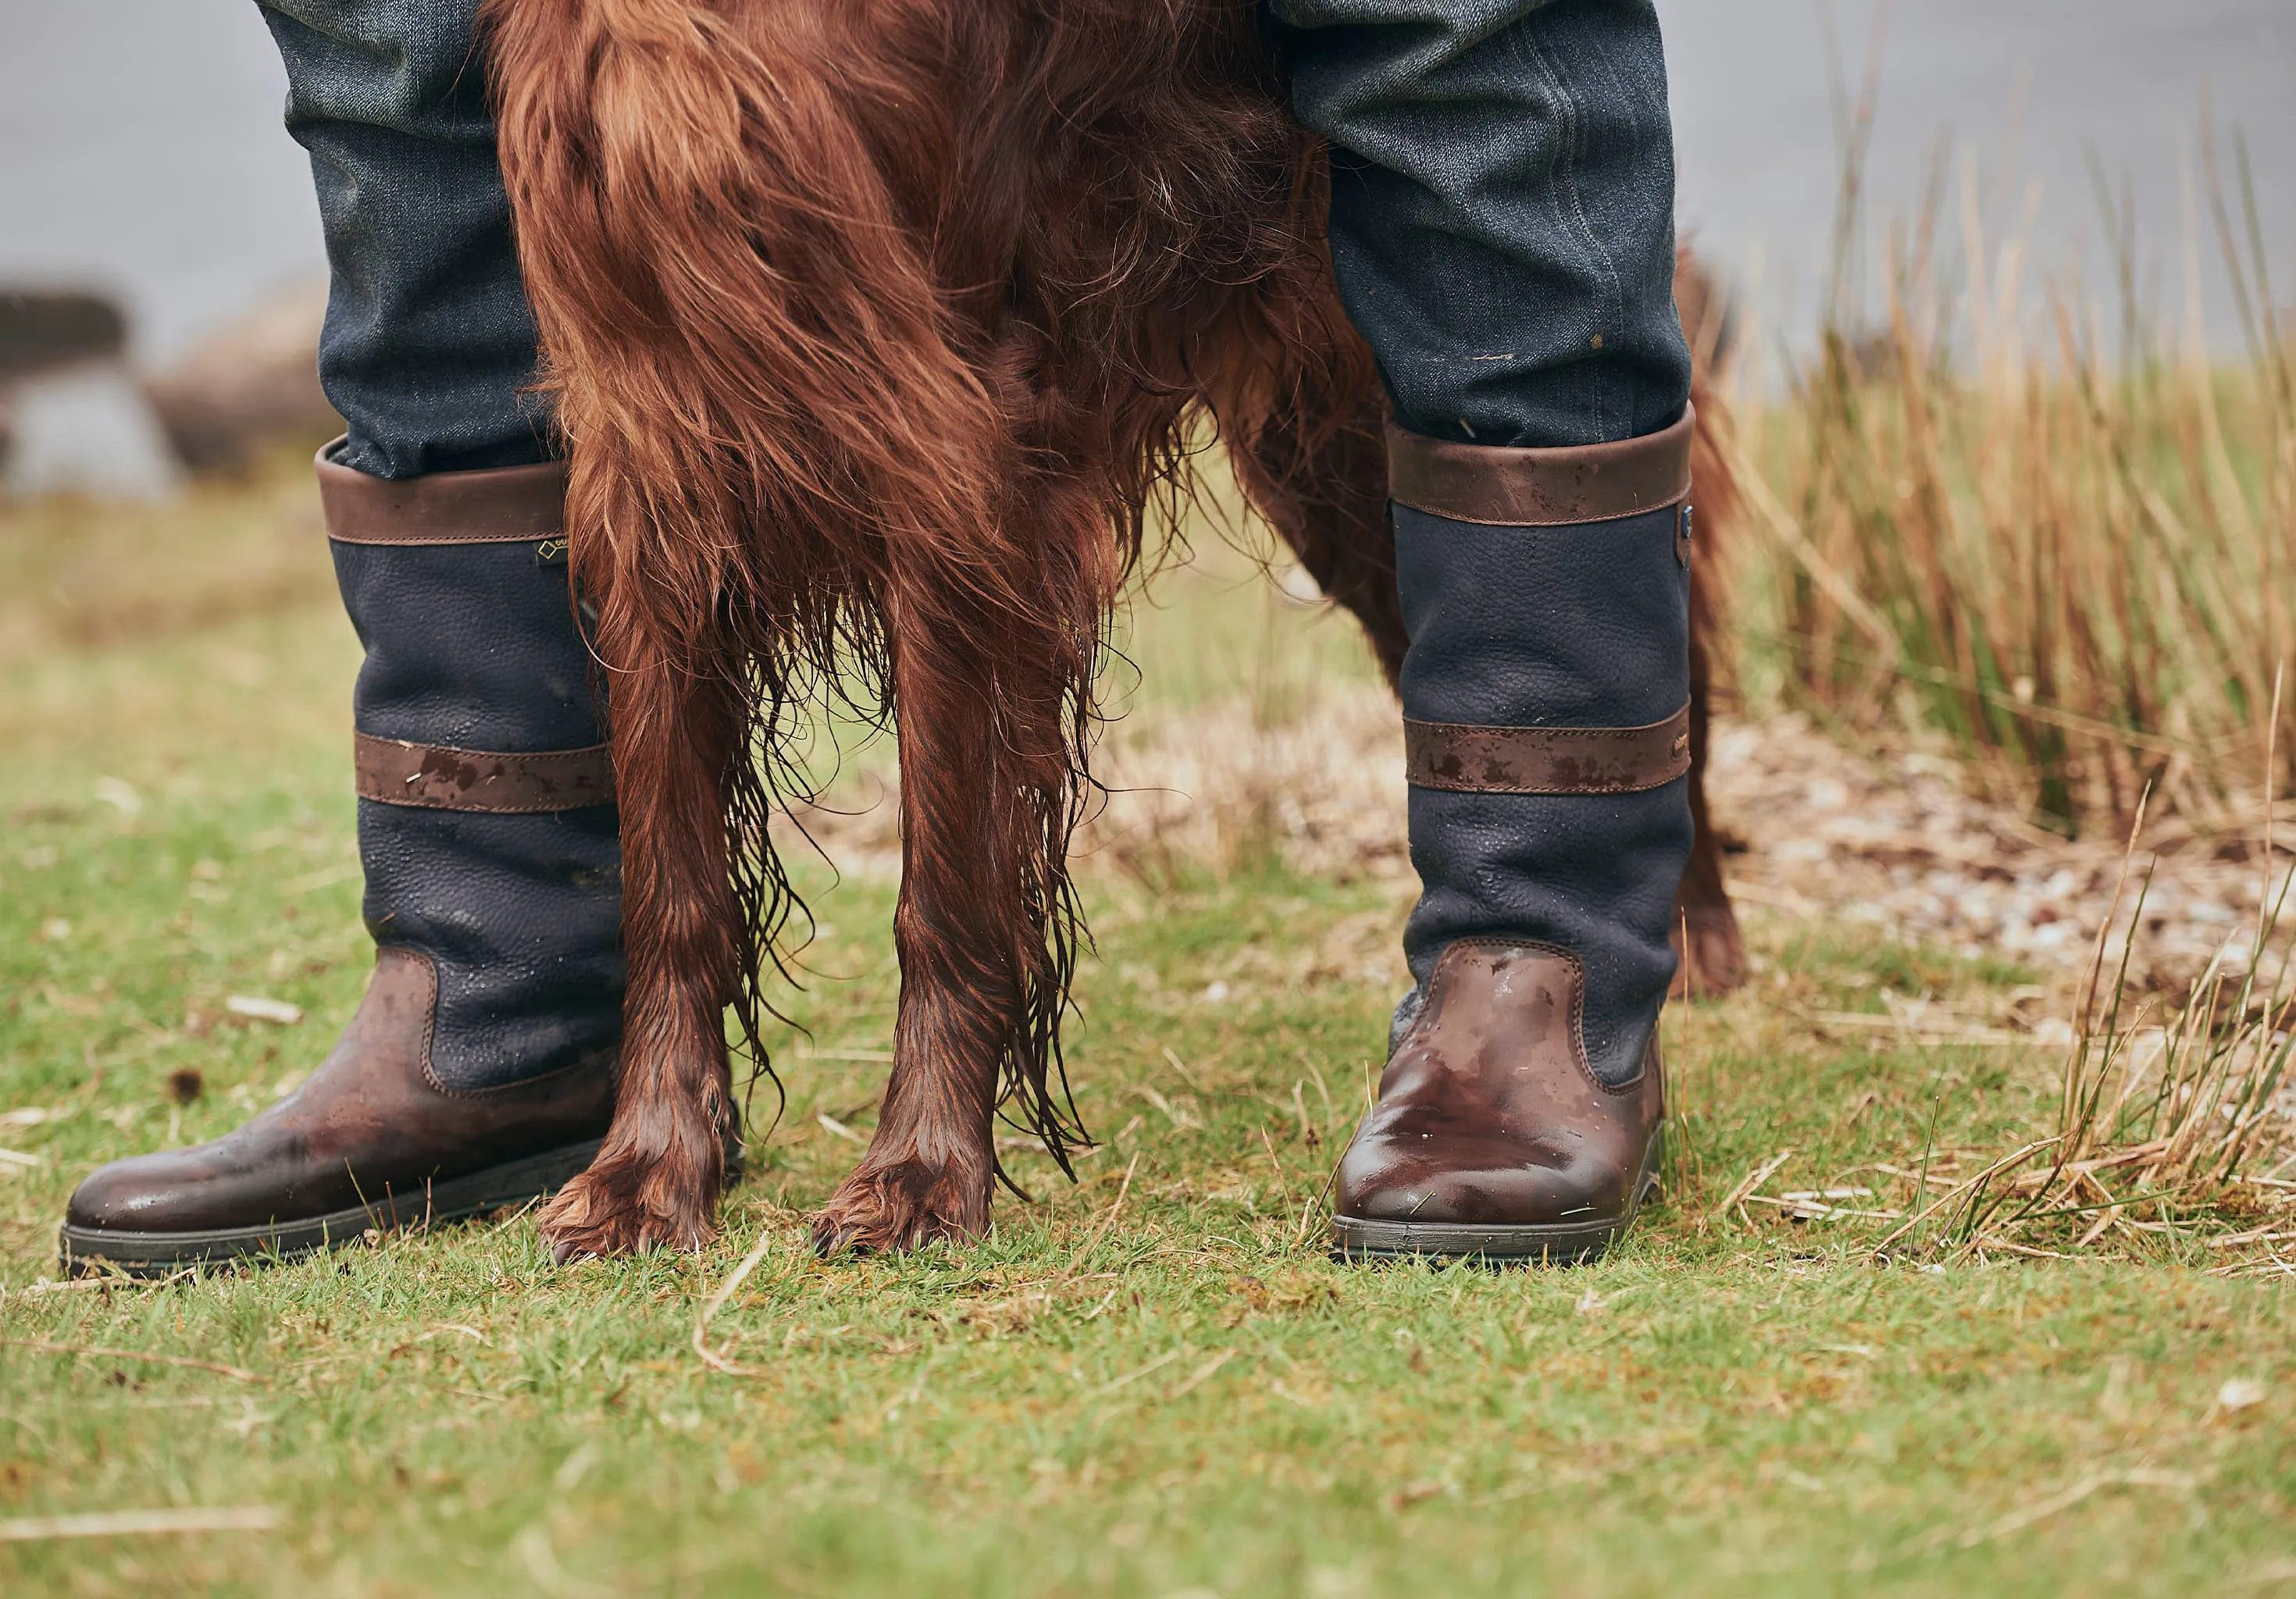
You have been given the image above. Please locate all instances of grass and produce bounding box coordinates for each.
[4,463,2294,1597]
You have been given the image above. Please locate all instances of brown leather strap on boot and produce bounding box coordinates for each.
[353,734,616,811]
[1403,705,1691,794]
[319,441,619,816]
[317,448,569,545]
[1385,406,1692,526]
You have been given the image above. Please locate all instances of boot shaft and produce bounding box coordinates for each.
[1390,412,1695,1084]
[320,447,623,1091]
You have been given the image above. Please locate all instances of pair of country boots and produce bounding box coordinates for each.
[61,418,1690,1273]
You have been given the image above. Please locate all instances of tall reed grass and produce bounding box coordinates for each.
[1728,112,2294,837]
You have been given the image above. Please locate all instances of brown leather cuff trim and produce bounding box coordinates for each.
[355,733,616,813]
[317,439,567,546]
[1404,703,1692,794]
[1386,407,1694,526]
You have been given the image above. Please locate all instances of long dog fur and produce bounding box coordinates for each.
[480,0,1739,1257]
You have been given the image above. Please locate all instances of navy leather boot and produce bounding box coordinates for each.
[61,450,624,1274]
[1332,414,1695,1263]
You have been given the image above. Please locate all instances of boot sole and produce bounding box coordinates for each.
[1331,1175,1659,1266]
[56,1138,604,1279]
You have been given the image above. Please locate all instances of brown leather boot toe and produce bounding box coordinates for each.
[1332,939,1664,1264]
[61,950,615,1277]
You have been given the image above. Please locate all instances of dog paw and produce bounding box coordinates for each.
[811,1160,989,1256]
[537,1159,718,1262]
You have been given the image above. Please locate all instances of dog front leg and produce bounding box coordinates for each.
[1670,609,1747,997]
[811,613,1073,1254]
[539,627,742,1259]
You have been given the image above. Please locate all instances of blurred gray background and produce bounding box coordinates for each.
[2,0,2291,486]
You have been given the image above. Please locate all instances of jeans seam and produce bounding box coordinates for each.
[1521,5,1622,443]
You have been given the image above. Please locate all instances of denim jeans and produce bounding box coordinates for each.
[258,0,548,479]
[1271,0,1695,1079]
[1272,0,1691,448]
[260,0,1687,475]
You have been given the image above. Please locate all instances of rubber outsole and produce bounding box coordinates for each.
[56,1138,605,1278]
[1330,1175,1660,1266]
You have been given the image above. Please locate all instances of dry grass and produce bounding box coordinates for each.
[1687,103,2296,1264]
[1717,783,2296,1273]
[1916,832,2296,1270]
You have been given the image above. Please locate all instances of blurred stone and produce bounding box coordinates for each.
[0,288,128,382]
[0,285,136,484]
[141,277,337,474]
[2,364,182,500]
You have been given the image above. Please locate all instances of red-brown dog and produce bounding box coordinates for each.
[479,0,1742,1259]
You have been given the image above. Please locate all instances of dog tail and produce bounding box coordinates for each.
[1676,244,1740,705]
